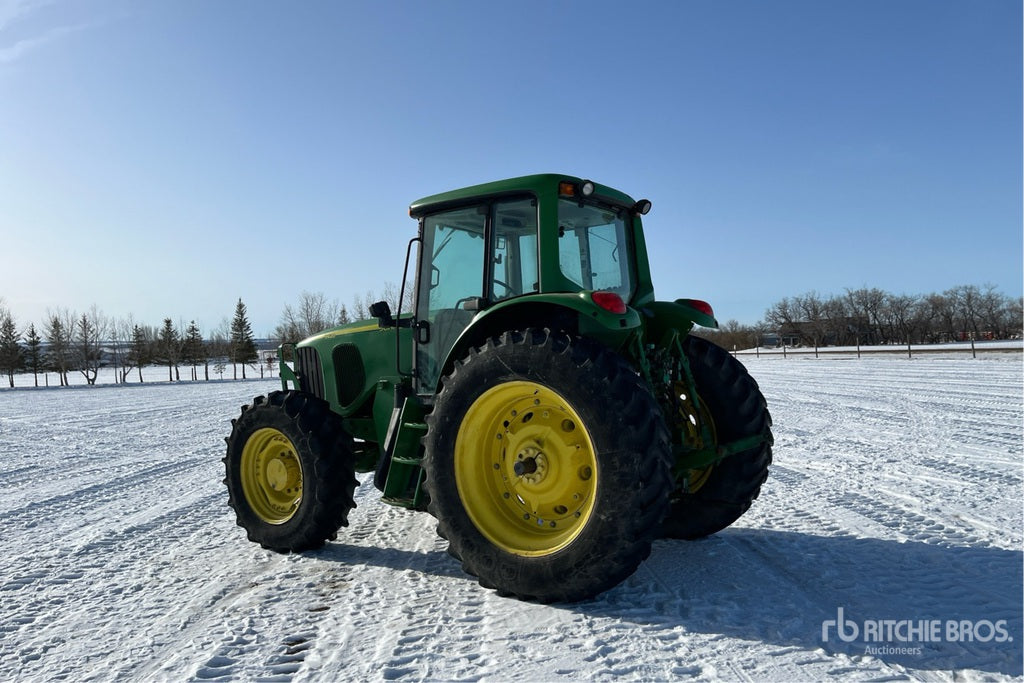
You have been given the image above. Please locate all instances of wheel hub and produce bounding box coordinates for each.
[514,443,548,483]
[265,456,300,492]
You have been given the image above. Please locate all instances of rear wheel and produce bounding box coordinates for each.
[661,335,773,540]
[224,390,358,552]
[423,329,672,602]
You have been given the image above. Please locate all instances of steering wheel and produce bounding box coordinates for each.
[492,279,513,297]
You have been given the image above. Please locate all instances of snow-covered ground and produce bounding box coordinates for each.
[1,355,1021,682]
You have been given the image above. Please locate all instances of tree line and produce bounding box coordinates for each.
[2,282,1019,388]
[0,298,259,388]
[0,284,408,389]
[699,284,1023,351]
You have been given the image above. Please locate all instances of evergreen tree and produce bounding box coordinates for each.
[24,323,43,387]
[182,321,205,381]
[230,299,257,380]
[159,318,180,382]
[0,310,23,388]
[128,325,151,383]
[45,313,72,386]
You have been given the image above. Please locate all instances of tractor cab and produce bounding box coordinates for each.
[408,174,651,393]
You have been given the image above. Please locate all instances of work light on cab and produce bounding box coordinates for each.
[558,179,596,199]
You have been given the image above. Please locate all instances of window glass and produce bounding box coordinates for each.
[491,198,538,302]
[557,199,633,299]
[416,206,486,391]
[418,206,486,315]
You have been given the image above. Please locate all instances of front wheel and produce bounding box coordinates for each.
[223,390,358,552]
[423,329,672,602]
[661,335,773,540]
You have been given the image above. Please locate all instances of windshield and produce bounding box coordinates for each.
[557,199,634,300]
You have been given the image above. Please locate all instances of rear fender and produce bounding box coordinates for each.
[641,299,719,346]
[438,292,641,388]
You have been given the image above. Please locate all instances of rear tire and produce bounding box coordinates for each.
[224,390,358,552]
[423,329,672,602]
[661,335,773,540]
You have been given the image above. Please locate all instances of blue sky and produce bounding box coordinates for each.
[1,0,1020,336]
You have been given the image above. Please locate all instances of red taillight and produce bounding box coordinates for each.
[591,291,627,315]
[681,298,715,318]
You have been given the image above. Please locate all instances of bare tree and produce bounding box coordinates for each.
[794,291,828,349]
[946,284,984,342]
[822,295,851,346]
[764,296,797,328]
[380,280,415,316]
[275,291,340,343]
[913,294,946,343]
[976,283,1020,340]
[1006,297,1024,339]
[845,288,886,343]
[110,316,140,383]
[884,293,920,353]
[351,289,376,320]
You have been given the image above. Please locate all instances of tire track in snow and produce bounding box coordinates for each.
[0,459,206,530]
[332,486,498,681]
[1,492,231,678]
[181,562,351,682]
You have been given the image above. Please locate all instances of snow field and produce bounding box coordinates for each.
[0,355,1021,681]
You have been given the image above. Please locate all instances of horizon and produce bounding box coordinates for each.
[1,1,1021,335]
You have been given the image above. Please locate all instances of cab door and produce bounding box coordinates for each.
[415,205,487,392]
[414,198,539,394]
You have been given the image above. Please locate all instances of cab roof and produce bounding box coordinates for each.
[408,173,637,218]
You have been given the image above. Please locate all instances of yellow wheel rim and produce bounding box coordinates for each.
[674,381,717,493]
[455,381,597,557]
[240,427,303,524]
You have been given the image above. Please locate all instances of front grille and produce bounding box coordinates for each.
[332,344,365,406]
[295,346,325,399]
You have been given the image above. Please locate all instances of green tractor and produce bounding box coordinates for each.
[224,174,772,602]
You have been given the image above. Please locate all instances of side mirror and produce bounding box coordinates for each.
[369,300,395,328]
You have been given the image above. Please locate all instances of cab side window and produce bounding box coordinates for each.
[491,198,538,302]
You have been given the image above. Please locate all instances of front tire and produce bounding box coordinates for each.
[661,335,773,540]
[224,390,358,552]
[423,329,672,602]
